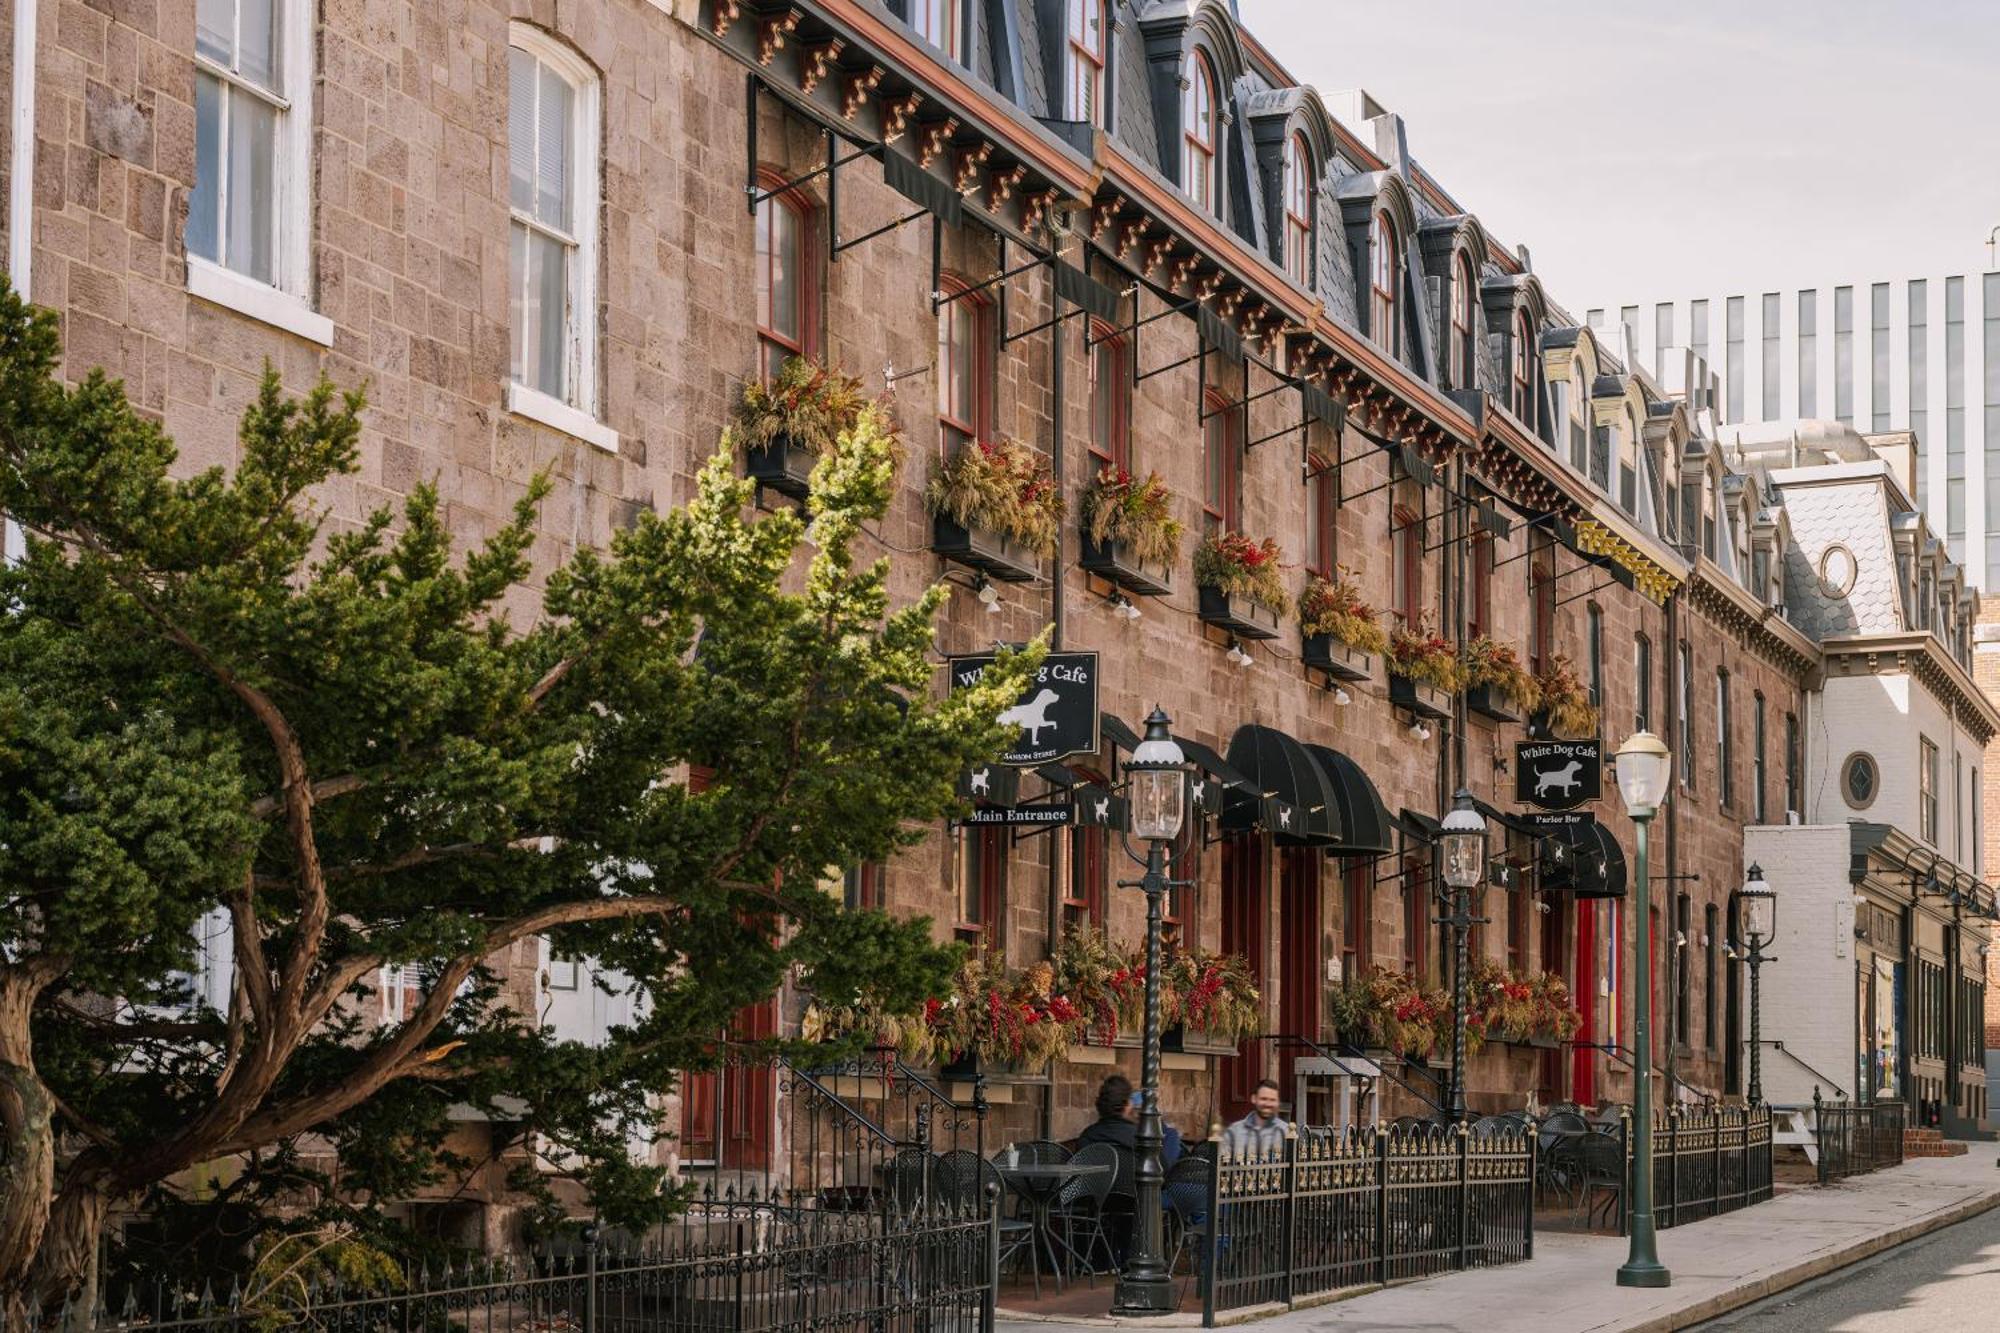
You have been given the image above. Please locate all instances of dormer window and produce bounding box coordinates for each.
[1283,134,1313,285]
[1368,210,1398,354]
[1568,365,1588,472]
[1448,253,1475,389]
[912,0,964,63]
[1511,311,1534,420]
[1064,0,1106,126]
[1181,50,1218,214]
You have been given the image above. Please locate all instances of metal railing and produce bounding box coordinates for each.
[1200,1122,1534,1324]
[1647,1103,1775,1229]
[12,1194,999,1333]
[1815,1091,1907,1183]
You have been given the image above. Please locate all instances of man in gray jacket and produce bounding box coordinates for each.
[1223,1078,1291,1158]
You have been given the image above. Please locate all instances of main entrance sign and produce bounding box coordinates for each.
[949,651,1100,765]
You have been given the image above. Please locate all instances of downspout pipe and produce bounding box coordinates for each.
[9,0,37,296]
[1040,253,1066,1143]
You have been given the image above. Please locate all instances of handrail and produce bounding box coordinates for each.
[1256,1033,1451,1121]
[780,1056,901,1149]
[1569,1039,1715,1106]
[1755,1040,1848,1100]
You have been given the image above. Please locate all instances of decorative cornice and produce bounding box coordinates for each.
[1684,564,1818,681]
[1574,521,1680,605]
[1818,632,2000,746]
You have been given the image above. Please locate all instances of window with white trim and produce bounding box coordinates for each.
[912,0,964,63]
[188,0,313,297]
[1282,134,1312,285]
[1181,50,1217,214]
[1368,210,1398,355]
[1448,252,1475,389]
[508,29,601,414]
[1064,0,1106,126]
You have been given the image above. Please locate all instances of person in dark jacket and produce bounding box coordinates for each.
[1076,1075,1184,1265]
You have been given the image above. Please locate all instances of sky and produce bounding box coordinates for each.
[1237,0,2000,315]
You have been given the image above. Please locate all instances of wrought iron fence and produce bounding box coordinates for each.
[1815,1093,1906,1183]
[1647,1103,1774,1230]
[1200,1122,1535,1324]
[10,1195,998,1333]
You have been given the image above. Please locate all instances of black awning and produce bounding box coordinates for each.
[1054,260,1122,324]
[1177,736,1253,815]
[1197,304,1244,360]
[883,149,963,227]
[1471,796,1541,837]
[1223,724,1342,845]
[1306,744,1394,856]
[1101,711,1142,753]
[1394,443,1435,487]
[1476,499,1514,539]
[1036,762,1080,788]
[1398,808,1442,842]
[1542,819,1627,900]
[1302,381,1345,433]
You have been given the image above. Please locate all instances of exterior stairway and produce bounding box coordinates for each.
[1903,1126,1969,1158]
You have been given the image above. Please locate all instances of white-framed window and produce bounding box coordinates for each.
[1282,133,1312,285]
[507,27,613,449]
[380,965,425,1024]
[912,0,964,63]
[1511,310,1535,421]
[1449,252,1475,388]
[187,0,327,343]
[1181,49,1217,214]
[1064,0,1106,126]
[1367,209,1398,355]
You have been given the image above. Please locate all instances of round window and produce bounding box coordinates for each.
[1819,545,1858,598]
[1841,752,1878,810]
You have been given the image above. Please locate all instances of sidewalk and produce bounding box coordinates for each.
[996,1143,2000,1333]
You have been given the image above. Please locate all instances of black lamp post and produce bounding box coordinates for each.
[1111,707,1189,1318]
[1438,788,1490,1123]
[1740,864,1777,1109]
[1613,730,1673,1290]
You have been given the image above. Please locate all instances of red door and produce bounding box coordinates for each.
[1220,835,1267,1119]
[1571,901,1597,1105]
[1538,899,1569,1103]
[1277,849,1322,1106]
[680,1000,777,1171]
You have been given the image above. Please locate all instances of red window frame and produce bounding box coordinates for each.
[1529,544,1555,673]
[1065,0,1106,126]
[1468,531,1493,637]
[1283,133,1312,285]
[1181,49,1217,213]
[956,825,1007,943]
[1511,310,1535,420]
[755,173,817,382]
[844,862,884,910]
[1403,862,1430,981]
[1342,860,1372,978]
[1307,459,1337,577]
[937,277,993,452]
[912,0,962,62]
[1450,252,1475,388]
[1393,498,1423,623]
[1202,388,1240,534]
[1065,823,1107,929]
[1088,320,1131,470]
[1368,209,1399,355]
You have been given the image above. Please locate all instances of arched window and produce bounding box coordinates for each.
[1368,210,1398,355]
[1511,310,1535,420]
[1181,50,1217,214]
[1202,388,1239,533]
[1064,0,1107,126]
[1282,133,1313,285]
[1392,484,1422,623]
[1306,426,1336,575]
[1449,252,1475,388]
[937,279,992,452]
[912,0,963,63]
[508,27,603,423]
[755,180,815,381]
[1569,363,1590,472]
[1088,320,1130,470]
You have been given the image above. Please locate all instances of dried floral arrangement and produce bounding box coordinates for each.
[1081,464,1184,566]
[1463,635,1542,713]
[925,438,1066,557]
[1193,531,1289,615]
[1535,652,1600,739]
[731,356,881,456]
[1298,566,1391,654]
[1387,619,1468,692]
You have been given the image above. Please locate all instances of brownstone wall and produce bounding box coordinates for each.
[1,0,1813,1164]
[1977,597,2000,1048]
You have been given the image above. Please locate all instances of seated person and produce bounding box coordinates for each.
[1077,1075,1184,1264]
[1222,1078,1291,1158]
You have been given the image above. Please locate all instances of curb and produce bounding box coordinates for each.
[1620,1183,2000,1332]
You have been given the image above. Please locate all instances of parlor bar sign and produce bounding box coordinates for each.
[949,651,1100,766]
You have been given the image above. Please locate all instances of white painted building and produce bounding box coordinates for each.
[1589,273,2000,587]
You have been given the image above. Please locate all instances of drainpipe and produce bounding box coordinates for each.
[1039,252,1067,1143]
[9,0,37,296]
[1662,586,1681,1102]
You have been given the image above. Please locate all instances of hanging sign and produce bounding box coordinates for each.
[957,803,1073,827]
[949,651,1101,766]
[1515,739,1601,813]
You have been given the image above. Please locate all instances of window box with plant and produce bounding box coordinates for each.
[1463,635,1540,724]
[1298,567,1388,681]
[897,947,1082,1082]
[1468,958,1583,1049]
[1160,946,1262,1054]
[1194,532,1287,640]
[1386,620,1465,719]
[733,357,877,501]
[1078,464,1182,596]
[1328,967,1451,1061]
[1052,926,1146,1048]
[926,437,1065,583]
[1530,652,1600,740]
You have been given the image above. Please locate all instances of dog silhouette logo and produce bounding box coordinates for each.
[1535,760,1584,799]
[996,688,1061,744]
[1093,797,1110,822]
[1191,778,1207,804]
[969,768,991,796]
[1277,806,1292,829]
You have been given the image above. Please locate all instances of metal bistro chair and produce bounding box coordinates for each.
[1049,1141,1121,1282]
[943,1150,1041,1297]
[1001,1139,1073,1166]
[1162,1154,1213,1304]
[884,1148,940,1215]
[1536,1110,1590,1208]
[1573,1130,1627,1231]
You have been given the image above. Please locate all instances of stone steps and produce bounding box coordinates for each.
[1904,1127,1969,1158]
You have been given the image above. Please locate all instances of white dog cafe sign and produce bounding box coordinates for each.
[949,651,1101,766]
[1515,739,1601,813]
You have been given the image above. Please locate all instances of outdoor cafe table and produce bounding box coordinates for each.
[998,1162,1110,1291]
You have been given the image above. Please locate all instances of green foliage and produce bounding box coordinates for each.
[729,356,878,457]
[1080,465,1183,566]
[0,274,1040,1299]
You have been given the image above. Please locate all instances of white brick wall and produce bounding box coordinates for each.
[1742,824,1860,1105]
[1809,670,1984,870]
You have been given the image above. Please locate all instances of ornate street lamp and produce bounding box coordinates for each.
[1112,707,1188,1318]
[1613,730,1673,1290]
[1439,788,1490,1123]
[1740,864,1777,1109]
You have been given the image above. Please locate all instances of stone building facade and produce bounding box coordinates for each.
[0,0,1985,1241]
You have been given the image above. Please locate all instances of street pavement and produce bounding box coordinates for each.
[1692,1203,2000,1330]
[995,1143,2000,1333]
